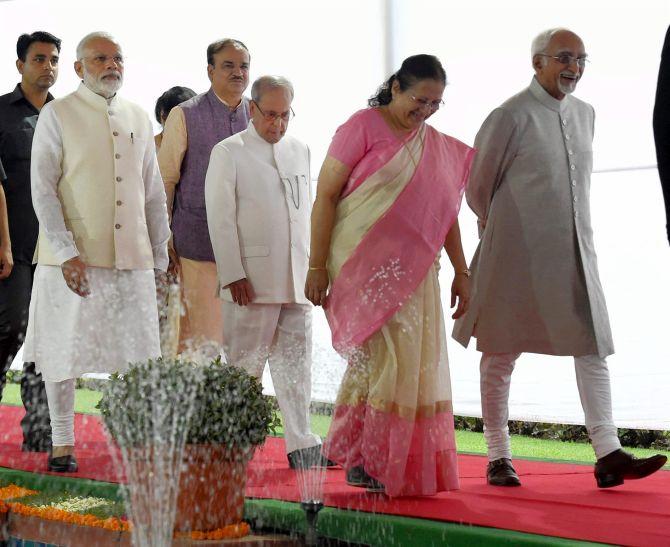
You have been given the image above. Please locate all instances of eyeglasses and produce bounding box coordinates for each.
[410,95,444,111]
[538,53,589,68]
[252,101,294,123]
[84,54,124,66]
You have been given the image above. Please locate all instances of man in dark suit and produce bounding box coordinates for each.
[0,31,61,451]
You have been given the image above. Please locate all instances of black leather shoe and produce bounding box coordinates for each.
[594,449,667,488]
[48,455,78,473]
[487,458,521,486]
[287,445,338,470]
[346,466,370,487]
[345,466,385,492]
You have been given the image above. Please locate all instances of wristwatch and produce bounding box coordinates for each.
[456,268,472,278]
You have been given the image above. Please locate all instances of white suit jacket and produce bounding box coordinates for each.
[205,122,312,304]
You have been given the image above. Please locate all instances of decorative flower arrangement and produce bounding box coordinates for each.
[0,484,251,539]
[96,357,279,537]
[7,502,131,531]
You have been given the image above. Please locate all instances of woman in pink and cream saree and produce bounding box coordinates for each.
[305,55,475,497]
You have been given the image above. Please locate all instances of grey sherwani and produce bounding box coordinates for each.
[453,77,614,358]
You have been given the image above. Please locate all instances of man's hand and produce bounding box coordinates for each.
[227,278,254,306]
[450,273,471,319]
[61,257,90,297]
[304,269,329,308]
[0,244,13,280]
[155,269,169,304]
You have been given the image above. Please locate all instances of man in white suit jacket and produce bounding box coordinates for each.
[205,76,332,469]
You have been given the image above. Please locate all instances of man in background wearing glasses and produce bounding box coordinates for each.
[454,28,666,488]
[158,38,251,358]
[205,76,333,470]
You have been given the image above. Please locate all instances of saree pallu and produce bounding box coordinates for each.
[323,120,474,497]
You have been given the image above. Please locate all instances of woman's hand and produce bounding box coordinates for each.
[305,269,330,308]
[450,273,470,319]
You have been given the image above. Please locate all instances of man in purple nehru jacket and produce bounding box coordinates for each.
[158,38,251,356]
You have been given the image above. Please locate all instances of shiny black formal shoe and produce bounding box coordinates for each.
[594,449,667,488]
[47,454,78,473]
[287,445,338,470]
[487,458,521,486]
[345,466,385,493]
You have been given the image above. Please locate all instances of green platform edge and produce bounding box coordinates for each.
[0,466,604,547]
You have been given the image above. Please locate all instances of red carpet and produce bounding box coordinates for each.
[1,405,669,546]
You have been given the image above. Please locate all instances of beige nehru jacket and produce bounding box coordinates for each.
[31,83,170,270]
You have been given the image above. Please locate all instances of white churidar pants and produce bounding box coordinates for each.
[45,379,75,447]
[480,352,622,461]
[222,302,320,454]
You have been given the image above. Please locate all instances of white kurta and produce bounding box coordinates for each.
[24,87,169,382]
[24,266,160,382]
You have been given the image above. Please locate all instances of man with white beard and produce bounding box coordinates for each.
[25,32,170,472]
[453,28,667,488]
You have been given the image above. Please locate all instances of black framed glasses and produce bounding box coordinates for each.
[252,100,295,123]
[538,53,589,68]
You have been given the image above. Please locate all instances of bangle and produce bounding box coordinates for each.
[456,268,471,278]
[309,266,327,271]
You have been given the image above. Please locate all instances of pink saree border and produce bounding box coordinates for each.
[323,402,460,496]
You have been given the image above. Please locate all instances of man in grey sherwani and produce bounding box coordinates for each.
[453,28,666,488]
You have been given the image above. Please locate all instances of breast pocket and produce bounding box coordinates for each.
[241,245,270,258]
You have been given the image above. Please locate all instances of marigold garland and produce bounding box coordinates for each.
[0,485,38,501]
[0,500,8,514]
[174,522,251,540]
[7,501,131,532]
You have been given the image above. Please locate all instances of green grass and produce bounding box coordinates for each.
[3,383,669,467]
[1,383,103,415]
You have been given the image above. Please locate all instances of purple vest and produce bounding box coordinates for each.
[172,89,250,261]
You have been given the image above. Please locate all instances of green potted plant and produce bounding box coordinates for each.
[98,357,279,535]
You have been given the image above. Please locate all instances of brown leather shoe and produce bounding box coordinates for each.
[487,458,521,486]
[594,449,667,488]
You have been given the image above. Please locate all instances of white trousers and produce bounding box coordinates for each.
[480,352,621,461]
[222,302,320,454]
[44,379,75,447]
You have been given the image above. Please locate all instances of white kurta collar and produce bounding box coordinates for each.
[247,121,275,148]
[529,77,569,113]
[76,81,119,110]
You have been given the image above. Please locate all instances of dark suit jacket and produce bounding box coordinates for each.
[653,26,670,244]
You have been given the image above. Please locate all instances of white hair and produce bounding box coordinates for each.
[76,31,119,60]
[531,27,571,64]
[251,75,294,103]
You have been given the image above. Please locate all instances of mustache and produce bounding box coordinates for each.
[102,70,122,79]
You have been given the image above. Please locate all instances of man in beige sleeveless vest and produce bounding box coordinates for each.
[24,32,170,473]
